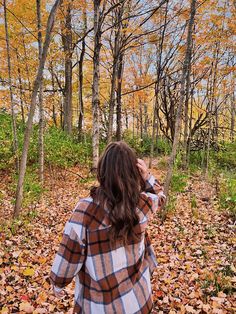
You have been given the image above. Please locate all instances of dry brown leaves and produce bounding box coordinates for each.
[150,168,235,314]
[0,164,235,313]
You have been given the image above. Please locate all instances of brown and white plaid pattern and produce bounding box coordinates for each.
[50,175,165,313]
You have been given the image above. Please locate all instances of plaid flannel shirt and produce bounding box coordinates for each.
[50,175,165,313]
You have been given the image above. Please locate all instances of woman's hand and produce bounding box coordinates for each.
[136,159,150,181]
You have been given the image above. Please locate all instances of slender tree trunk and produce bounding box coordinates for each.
[78,8,87,137]
[143,103,148,136]
[62,2,73,134]
[77,41,85,136]
[16,49,25,124]
[164,0,196,197]
[107,7,122,143]
[60,100,63,128]
[182,64,192,168]
[149,98,158,168]
[14,0,63,218]
[136,114,139,137]
[3,0,19,173]
[37,0,44,184]
[125,108,128,129]
[107,61,117,143]
[139,99,143,139]
[230,91,235,142]
[107,47,118,143]
[22,34,32,91]
[49,62,57,125]
[205,44,219,175]
[205,119,212,176]
[116,53,124,141]
[92,0,102,169]
[212,44,219,143]
[149,1,168,167]
[186,84,194,167]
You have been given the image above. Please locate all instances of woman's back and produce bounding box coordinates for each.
[50,142,165,313]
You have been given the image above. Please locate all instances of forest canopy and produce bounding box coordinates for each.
[0,0,235,213]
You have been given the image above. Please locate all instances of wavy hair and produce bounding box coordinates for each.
[91,141,145,245]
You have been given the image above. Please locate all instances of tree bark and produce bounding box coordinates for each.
[139,98,143,139]
[149,1,168,168]
[107,2,123,143]
[92,0,102,169]
[116,53,124,141]
[62,1,73,134]
[14,0,63,218]
[205,43,219,175]
[37,0,44,184]
[143,103,148,136]
[149,98,158,168]
[3,0,19,172]
[107,60,118,143]
[22,34,32,92]
[182,60,192,169]
[78,7,87,137]
[16,49,25,124]
[230,89,235,142]
[49,62,57,126]
[186,83,194,167]
[164,0,196,197]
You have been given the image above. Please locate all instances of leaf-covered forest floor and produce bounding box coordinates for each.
[0,160,235,314]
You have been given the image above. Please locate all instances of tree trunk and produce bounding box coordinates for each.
[139,98,143,139]
[186,84,194,167]
[14,0,63,218]
[62,2,73,134]
[78,8,87,137]
[3,0,19,172]
[143,103,148,136]
[205,120,212,176]
[107,61,117,143]
[37,0,44,184]
[22,34,32,92]
[125,108,128,129]
[205,44,219,175]
[149,1,168,167]
[60,100,63,128]
[49,62,57,126]
[212,44,219,143]
[116,53,124,141]
[149,98,158,168]
[16,49,25,124]
[92,0,102,169]
[182,63,192,169]
[164,0,196,197]
[107,5,123,143]
[230,90,235,142]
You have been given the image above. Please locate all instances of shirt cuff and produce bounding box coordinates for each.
[157,191,166,199]
[54,285,63,293]
[147,174,155,186]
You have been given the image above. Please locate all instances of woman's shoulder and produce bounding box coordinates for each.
[72,196,108,229]
[73,196,98,216]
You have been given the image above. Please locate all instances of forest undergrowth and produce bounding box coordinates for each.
[0,159,235,314]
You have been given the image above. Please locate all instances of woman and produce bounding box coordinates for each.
[50,141,166,313]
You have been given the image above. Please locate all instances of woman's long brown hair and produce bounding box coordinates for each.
[91,141,146,245]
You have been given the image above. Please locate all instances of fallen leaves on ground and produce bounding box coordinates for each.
[0,164,235,313]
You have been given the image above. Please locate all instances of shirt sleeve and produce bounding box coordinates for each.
[50,209,87,290]
[143,174,166,214]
